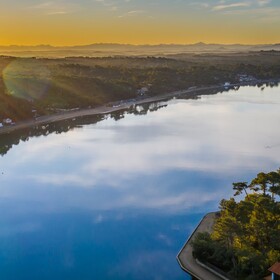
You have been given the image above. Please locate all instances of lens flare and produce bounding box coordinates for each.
[3,59,51,101]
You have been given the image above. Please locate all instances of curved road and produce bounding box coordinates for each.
[177,212,226,280]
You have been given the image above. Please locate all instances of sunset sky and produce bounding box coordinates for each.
[1,0,280,46]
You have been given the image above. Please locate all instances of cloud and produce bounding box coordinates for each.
[111,250,179,279]
[258,0,271,6]
[188,2,210,9]
[157,233,173,246]
[27,2,54,10]
[212,2,251,11]
[47,11,69,15]
[5,86,280,213]
[118,10,146,18]
[26,1,78,15]
[221,5,280,21]
[94,0,119,11]
[94,214,105,224]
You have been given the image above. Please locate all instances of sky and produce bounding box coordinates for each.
[0,0,280,45]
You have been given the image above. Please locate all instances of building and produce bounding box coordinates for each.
[268,262,280,280]
[3,118,13,125]
[237,74,256,83]
[137,87,149,96]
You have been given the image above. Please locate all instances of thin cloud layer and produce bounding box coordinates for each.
[212,2,251,11]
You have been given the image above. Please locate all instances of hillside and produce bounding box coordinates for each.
[0,52,279,123]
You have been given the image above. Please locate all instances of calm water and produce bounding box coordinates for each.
[0,85,280,280]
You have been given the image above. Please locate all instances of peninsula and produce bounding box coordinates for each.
[179,170,280,280]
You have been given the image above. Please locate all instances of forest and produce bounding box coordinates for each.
[0,51,280,122]
[192,170,280,279]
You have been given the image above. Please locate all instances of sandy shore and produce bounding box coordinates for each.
[0,79,278,136]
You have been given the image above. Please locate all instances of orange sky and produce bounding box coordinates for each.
[0,0,279,46]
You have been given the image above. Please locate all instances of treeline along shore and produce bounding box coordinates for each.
[0,51,279,128]
[0,78,279,138]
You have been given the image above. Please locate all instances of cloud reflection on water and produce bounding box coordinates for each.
[1,86,280,213]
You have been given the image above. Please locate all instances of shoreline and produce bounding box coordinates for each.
[0,79,278,136]
[177,212,223,280]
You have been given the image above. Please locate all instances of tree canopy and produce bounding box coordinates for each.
[192,169,280,279]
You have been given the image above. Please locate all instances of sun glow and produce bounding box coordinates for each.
[0,0,279,46]
[3,60,51,100]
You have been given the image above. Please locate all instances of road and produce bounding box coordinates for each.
[0,79,278,136]
[0,84,224,135]
[177,212,227,280]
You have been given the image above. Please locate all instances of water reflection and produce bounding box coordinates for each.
[1,82,278,157]
[0,85,280,279]
[0,102,169,156]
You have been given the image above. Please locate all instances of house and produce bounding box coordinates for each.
[137,87,149,96]
[237,74,256,83]
[3,118,13,125]
[268,262,280,280]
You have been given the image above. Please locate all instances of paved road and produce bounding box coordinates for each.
[177,212,225,280]
[0,84,224,135]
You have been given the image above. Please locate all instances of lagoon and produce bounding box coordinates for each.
[0,85,280,279]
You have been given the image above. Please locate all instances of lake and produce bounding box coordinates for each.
[0,84,280,280]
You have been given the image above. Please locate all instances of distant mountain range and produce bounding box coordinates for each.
[0,43,279,57]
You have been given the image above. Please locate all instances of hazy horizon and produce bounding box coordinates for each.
[1,0,280,46]
[0,42,280,48]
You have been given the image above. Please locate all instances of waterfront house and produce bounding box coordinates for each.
[137,87,149,96]
[268,262,280,280]
[3,118,12,125]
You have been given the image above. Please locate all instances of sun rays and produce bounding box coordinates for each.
[3,59,51,101]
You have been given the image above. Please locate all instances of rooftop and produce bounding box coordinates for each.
[269,262,280,275]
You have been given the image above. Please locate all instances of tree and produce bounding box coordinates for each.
[250,172,269,195]
[192,169,280,279]
[232,182,249,197]
[267,171,280,199]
